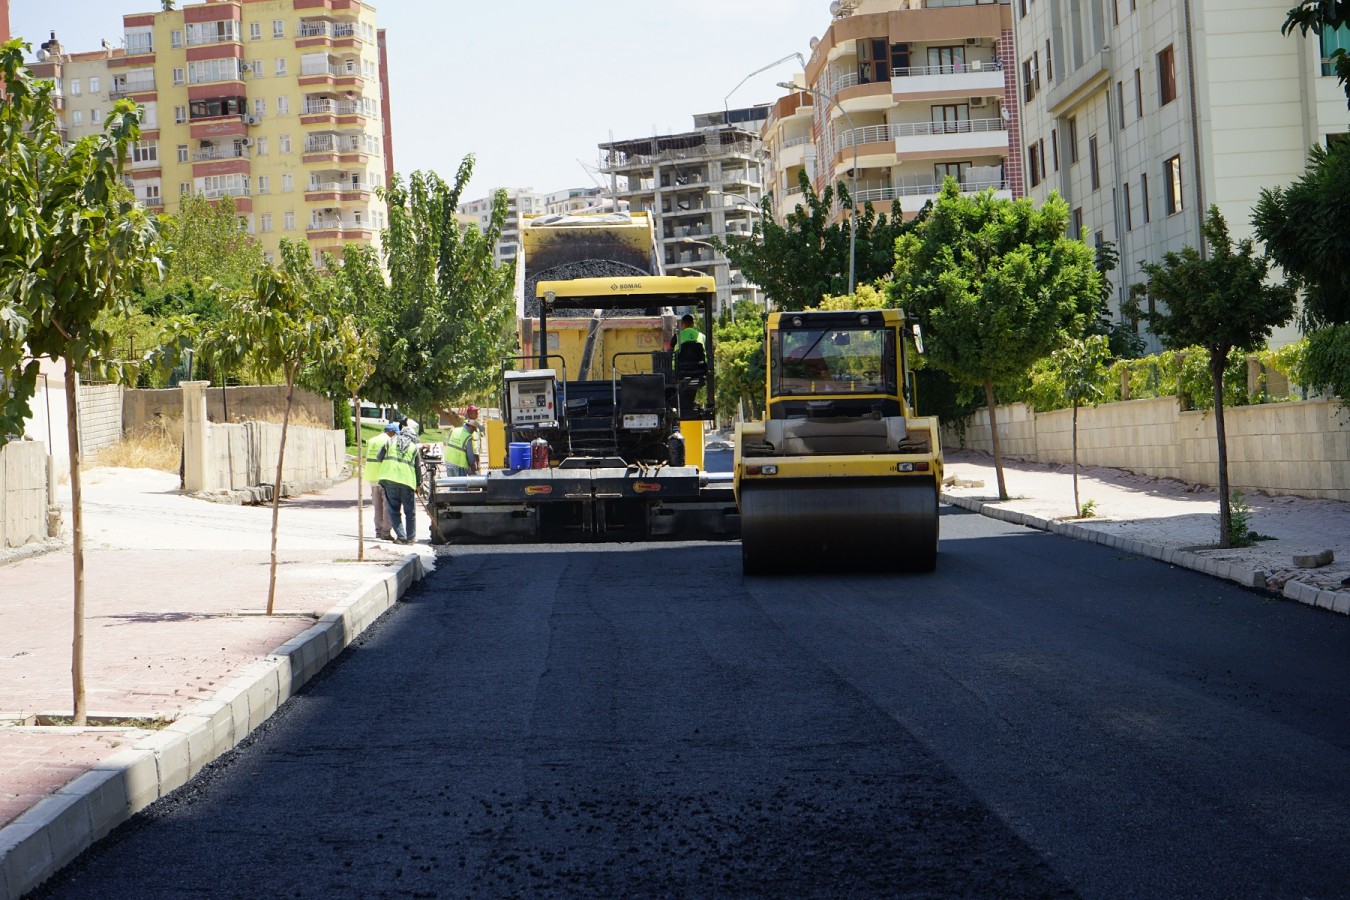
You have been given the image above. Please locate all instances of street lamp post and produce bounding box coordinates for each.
[778,81,858,295]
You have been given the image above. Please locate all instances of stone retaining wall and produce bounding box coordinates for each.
[0,442,52,549]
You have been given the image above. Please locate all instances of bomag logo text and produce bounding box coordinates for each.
[612,282,645,291]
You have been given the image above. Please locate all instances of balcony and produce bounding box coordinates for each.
[301,98,363,116]
[838,117,1006,151]
[123,36,154,56]
[299,21,356,39]
[891,58,1005,98]
[202,185,249,199]
[304,134,363,154]
[109,77,156,100]
[193,144,248,162]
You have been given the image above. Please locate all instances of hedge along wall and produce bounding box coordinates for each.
[945,398,1348,501]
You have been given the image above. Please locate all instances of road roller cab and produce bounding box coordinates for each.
[734,309,942,574]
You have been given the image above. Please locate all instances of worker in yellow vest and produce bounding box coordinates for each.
[364,422,397,540]
[445,419,479,477]
[376,423,421,544]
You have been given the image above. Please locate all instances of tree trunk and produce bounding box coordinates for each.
[1213,353,1232,549]
[64,358,88,725]
[1072,402,1080,517]
[266,371,296,615]
[354,390,365,562]
[984,380,1008,500]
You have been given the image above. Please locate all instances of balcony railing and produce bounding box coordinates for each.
[302,98,363,116]
[109,78,156,99]
[304,135,363,153]
[298,21,357,39]
[836,117,1006,150]
[782,136,810,149]
[307,219,369,232]
[852,178,1008,204]
[892,58,1002,77]
[124,36,154,55]
[308,181,367,193]
[300,61,356,78]
[188,67,244,85]
[201,185,248,199]
[193,144,247,162]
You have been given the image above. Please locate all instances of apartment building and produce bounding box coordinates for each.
[599,107,769,313]
[544,186,627,216]
[764,0,1017,227]
[1,0,10,43]
[26,0,392,266]
[459,188,547,264]
[1013,0,1349,346]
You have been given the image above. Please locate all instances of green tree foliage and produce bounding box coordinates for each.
[1283,1,1350,106]
[717,172,919,311]
[888,180,1101,499]
[0,40,165,723]
[369,159,515,411]
[712,301,767,422]
[1134,206,1296,547]
[1302,324,1350,402]
[1047,336,1111,516]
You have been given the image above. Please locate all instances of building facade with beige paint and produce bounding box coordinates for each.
[1011,0,1350,348]
[764,0,1018,225]
[26,0,392,267]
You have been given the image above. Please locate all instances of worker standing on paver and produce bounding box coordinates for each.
[445,418,479,477]
[365,422,397,541]
[377,420,421,544]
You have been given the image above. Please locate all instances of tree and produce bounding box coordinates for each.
[330,315,378,561]
[0,42,164,724]
[1046,336,1111,517]
[888,180,1101,500]
[1283,1,1350,107]
[717,172,921,311]
[712,302,767,423]
[1134,207,1296,547]
[195,240,331,613]
[369,159,515,412]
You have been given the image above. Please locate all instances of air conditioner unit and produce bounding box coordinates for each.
[241,137,254,147]
[966,38,981,46]
[245,116,260,126]
[969,96,988,108]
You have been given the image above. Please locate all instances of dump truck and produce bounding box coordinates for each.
[426,212,740,542]
[734,308,942,574]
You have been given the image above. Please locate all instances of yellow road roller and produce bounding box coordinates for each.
[733,308,942,574]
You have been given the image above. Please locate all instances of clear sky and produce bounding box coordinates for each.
[10,0,826,202]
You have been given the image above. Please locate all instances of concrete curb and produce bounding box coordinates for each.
[0,553,426,900]
[942,493,1346,612]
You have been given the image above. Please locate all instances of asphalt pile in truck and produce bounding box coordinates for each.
[524,260,651,318]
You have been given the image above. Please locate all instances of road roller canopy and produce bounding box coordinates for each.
[769,317,900,398]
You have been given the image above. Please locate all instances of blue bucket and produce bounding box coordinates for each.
[508,442,532,471]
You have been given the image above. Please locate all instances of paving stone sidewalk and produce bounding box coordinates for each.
[1,468,436,897]
[941,449,1350,605]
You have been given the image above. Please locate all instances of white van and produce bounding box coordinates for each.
[352,400,418,434]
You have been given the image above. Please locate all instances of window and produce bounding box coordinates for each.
[173,68,184,86]
[250,22,262,41]
[179,182,191,196]
[1028,143,1041,187]
[1033,51,1042,90]
[188,96,248,120]
[170,30,183,49]
[254,98,266,119]
[1039,138,1047,182]
[1141,172,1151,223]
[195,173,249,198]
[1134,69,1143,120]
[251,60,264,77]
[1117,81,1126,128]
[1123,181,1133,231]
[174,105,187,124]
[90,108,101,125]
[1020,0,1028,15]
[284,211,296,230]
[281,173,294,192]
[275,57,287,76]
[1089,135,1100,190]
[1321,24,1350,75]
[186,21,240,46]
[263,251,275,264]
[1022,58,1036,102]
[89,76,99,93]
[72,110,84,126]
[176,144,188,163]
[257,175,270,194]
[256,136,268,156]
[1051,128,1060,170]
[279,134,292,153]
[1071,207,1083,236]
[70,78,81,96]
[260,213,273,233]
[277,96,289,115]
[273,19,285,38]
[1164,155,1183,215]
[187,59,241,84]
[1067,116,1079,164]
[1158,45,1177,106]
[1045,40,1053,82]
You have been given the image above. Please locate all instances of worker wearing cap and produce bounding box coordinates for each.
[364,422,397,541]
[377,419,421,544]
[445,418,479,477]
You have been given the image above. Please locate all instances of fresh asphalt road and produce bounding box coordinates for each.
[35,506,1350,898]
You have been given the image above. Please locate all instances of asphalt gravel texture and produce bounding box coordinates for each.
[524,260,653,319]
[33,506,1350,899]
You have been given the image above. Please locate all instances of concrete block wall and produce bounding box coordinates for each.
[75,385,122,460]
[0,442,51,549]
[124,385,333,433]
[944,397,1347,501]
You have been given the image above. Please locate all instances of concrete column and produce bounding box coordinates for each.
[182,381,212,493]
